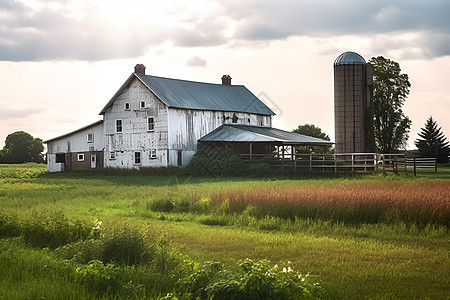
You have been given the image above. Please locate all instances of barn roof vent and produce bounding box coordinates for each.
[135,64,146,75]
[221,74,232,85]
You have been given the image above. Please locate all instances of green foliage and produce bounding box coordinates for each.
[415,116,450,163]
[186,144,277,177]
[1,164,449,299]
[370,56,412,153]
[149,198,175,212]
[0,211,21,238]
[249,162,277,177]
[199,215,229,226]
[175,259,323,299]
[0,163,47,178]
[0,131,44,164]
[102,225,152,265]
[186,144,249,177]
[56,238,105,264]
[292,123,333,153]
[75,260,122,295]
[22,211,93,249]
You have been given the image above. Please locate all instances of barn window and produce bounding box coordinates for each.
[147,117,155,131]
[55,153,65,163]
[87,133,94,143]
[124,102,130,110]
[110,152,116,160]
[232,113,238,123]
[177,150,182,166]
[134,152,141,165]
[77,154,84,161]
[116,119,123,133]
[150,149,157,159]
[140,101,146,108]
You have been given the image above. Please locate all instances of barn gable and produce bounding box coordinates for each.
[100,70,275,116]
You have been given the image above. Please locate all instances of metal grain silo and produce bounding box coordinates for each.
[334,51,374,154]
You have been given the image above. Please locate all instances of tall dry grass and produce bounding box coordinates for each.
[211,180,450,226]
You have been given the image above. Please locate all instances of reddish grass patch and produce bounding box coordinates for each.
[211,180,450,226]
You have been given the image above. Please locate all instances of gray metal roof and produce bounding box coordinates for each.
[99,73,275,115]
[198,124,334,145]
[334,51,366,65]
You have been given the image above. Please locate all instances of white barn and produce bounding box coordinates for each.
[45,64,275,171]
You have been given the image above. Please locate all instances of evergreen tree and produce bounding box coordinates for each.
[414,116,450,164]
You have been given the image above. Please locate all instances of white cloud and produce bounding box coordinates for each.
[1,0,449,62]
[186,56,207,67]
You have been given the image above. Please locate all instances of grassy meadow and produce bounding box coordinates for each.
[0,163,449,299]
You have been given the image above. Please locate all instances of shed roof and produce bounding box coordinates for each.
[43,120,104,143]
[100,73,275,116]
[198,124,334,145]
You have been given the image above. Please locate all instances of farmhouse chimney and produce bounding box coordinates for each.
[221,74,232,86]
[134,64,146,75]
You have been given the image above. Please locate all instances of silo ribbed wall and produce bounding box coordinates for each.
[334,64,372,154]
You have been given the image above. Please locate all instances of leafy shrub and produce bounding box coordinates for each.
[22,211,92,249]
[0,212,21,238]
[185,145,250,177]
[249,162,277,177]
[153,238,193,276]
[174,259,324,299]
[102,225,152,265]
[199,215,229,226]
[148,198,174,212]
[177,261,226,298]
[173,196,192,213]
[56,238,105,264]
[75,260,122,295]
[191,197,211,213]
[258,216,282,231]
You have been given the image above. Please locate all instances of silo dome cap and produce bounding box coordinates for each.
[334,51,366,65]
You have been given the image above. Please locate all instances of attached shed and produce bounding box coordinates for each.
[44,120,104,172]
[198,124,333,160]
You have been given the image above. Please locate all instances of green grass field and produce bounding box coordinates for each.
[0,163,449,299]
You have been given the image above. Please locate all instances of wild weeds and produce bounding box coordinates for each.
[22,210,93,249]
[211,180,450,227]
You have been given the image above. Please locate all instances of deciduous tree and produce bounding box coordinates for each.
[369,56,412,153]
[292,124,332,153]
[0,131,44,164]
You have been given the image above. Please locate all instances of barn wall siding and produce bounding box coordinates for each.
[103,78,169,168]
[46,123,104,154]
[167,108,271,166]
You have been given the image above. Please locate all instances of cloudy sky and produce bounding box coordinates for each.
[1,0,449,150]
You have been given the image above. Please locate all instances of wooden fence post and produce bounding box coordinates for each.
[413,157,416,176]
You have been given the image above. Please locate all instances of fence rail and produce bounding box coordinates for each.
[240,153,407,175]
[406,157,437,176]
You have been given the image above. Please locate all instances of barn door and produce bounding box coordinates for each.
[91,154,96,168]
